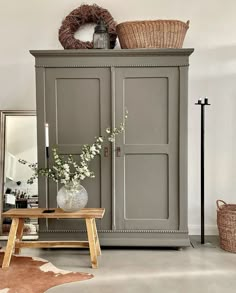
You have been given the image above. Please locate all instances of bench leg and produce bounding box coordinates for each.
[15,218,25,254]
[86,218,98,269]
[92,218,101,256]
[2,218,19,269]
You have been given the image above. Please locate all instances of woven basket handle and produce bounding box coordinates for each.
[216,200,227,210]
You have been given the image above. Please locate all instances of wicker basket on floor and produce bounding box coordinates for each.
[116,19,189,49]
[217,200,236,253]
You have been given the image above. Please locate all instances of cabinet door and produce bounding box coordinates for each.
[44,68,111,231]
[115,67,179,230]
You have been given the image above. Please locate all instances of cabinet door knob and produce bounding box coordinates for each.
[116,147,121,157]
[104,146,109,157]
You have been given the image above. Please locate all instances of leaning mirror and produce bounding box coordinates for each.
[0,111,38,239]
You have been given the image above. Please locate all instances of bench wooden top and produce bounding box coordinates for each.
[2,208,105,219]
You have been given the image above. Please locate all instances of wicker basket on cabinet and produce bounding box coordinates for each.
[116,19,189,49]
[217,200,236,253]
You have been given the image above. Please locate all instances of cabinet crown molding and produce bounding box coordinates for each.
[30,48,194,57]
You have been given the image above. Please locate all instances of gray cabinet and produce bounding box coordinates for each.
[31,49,193,247]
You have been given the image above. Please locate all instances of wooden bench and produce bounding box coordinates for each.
[1,208,105,270]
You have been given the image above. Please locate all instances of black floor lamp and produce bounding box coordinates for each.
[195,97,210,244]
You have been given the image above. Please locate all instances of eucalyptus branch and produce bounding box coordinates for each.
[19,110,128,185]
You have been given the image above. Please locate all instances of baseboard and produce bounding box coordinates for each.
[188,225,218,235]
[0,235,39,240]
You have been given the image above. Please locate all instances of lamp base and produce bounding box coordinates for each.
[190,236,218,248]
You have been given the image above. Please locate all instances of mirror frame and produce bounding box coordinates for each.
[0,110,36,235]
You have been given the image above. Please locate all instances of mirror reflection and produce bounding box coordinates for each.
[1,114,38,237]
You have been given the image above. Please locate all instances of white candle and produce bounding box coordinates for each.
[45,123,49,147]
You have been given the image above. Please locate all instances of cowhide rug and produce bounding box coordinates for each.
[0,251,93,293]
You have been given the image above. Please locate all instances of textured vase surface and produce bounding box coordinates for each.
[57,182,88,212]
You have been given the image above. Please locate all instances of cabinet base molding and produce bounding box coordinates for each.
[40,229,188,234]
[39,231,190,247]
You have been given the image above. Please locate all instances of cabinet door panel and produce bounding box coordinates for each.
[44,68,111,231]
[125,154,168,220]
[125,77,168,145]
[56,78,100,145]
[115,67,179,230]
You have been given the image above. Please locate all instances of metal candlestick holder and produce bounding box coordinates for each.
[194,97,212,246]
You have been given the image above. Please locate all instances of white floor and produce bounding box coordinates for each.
[1,236,236,293]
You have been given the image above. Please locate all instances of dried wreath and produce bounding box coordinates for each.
[58,4,117,49]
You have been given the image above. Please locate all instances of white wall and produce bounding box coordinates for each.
[1,0,236,234]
